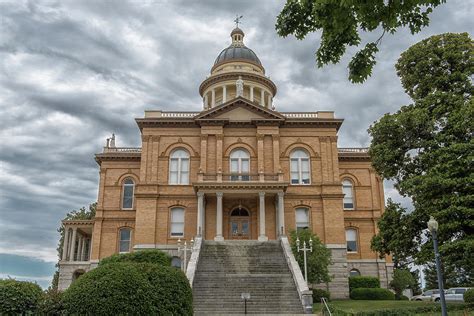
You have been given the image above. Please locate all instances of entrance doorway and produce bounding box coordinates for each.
[229,208,250,239]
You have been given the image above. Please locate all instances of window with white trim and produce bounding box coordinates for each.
[169,149,190,185]
[230,149,250,181]
[119,228,131,253]
[290,149,310,184]
[342,179,354,210]
[170,207,185,237]
[346,228,358,252]
[122,178,135,209]
[295,207,309,232]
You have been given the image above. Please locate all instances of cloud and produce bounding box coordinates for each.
[0,0,472,284]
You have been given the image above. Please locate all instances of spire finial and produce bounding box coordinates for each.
[234,15,243,28]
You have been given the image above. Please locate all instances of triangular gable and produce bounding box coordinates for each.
[195,97,285,121]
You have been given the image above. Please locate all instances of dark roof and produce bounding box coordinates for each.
[231,27,244,36]
[214,45,262,66]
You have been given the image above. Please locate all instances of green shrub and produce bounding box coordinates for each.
[349,276,380,291]
[99,249,171,267]
[464,288,474,303]
[0,279,43,315]
[350,288,395,300]
[329,303,474,315]
[62,262,192,315]
[312,288,330,302]
[39,287,64,315]
[399,295,409,300]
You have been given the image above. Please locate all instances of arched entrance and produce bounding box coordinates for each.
[229,207,250,239]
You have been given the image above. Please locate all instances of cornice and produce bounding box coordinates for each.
[94,153,141,165]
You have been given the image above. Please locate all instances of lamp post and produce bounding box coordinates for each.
[177,238,194,272]
[296,236,313,283]
[427,216,447,316]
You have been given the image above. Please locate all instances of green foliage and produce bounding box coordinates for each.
[328,302,473,316]
[99,249,172,267]
[350,288,395,300]
[275,0,445,83]
[349,276,380,291]
[62,262,193,315]
[390,269,415,300]
[399,295,409,301]
[289,229,331,284]
[0,279,43,315]
[369,33,474,287]
[39,288,64,315]
[464,289,474,303]
[312,288,330,303]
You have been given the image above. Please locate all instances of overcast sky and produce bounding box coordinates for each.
[0,0,472,288]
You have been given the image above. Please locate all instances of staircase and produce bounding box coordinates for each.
[193,240,304,315]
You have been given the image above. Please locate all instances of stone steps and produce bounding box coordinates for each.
[193,240,303,314]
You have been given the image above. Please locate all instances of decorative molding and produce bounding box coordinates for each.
[151,135,161,142]
[141,135,151,142]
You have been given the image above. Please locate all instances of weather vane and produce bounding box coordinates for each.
[234,15,243,28]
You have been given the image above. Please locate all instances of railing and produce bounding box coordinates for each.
[321,297,332,316]
[145,110,199,118]
[281,112,318,118]
[338,147,369,153]
[199,173,282,183]
[103,147,142,153]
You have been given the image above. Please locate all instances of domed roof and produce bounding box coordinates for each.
[214,45,261,66]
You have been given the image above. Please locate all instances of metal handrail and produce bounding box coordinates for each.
[321,297,332,316]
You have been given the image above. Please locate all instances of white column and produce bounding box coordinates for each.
[260,89,265,107]
[222,85,227,103]
[258,192,268,241]
[197,192,204,236]
[277,191,285,237]
[211,89,216,107]
[204,94,208,109]
[250,86,254,101]
[215,192,224,241]
[267,94,272,108]
[61,227,70,261]
[69,227,77,261]
[81,237,86,261]
[77,236,83,261]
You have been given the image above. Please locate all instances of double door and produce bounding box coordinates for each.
[230,217,250,239]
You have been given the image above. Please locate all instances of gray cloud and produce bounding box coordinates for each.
[0,0,472,284]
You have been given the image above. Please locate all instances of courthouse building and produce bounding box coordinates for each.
[58,27,393,298]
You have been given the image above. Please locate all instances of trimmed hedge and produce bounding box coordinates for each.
[465,289,474,303]
[350,288,395,300]
[312,289,331,303]
[349,276,380,290]
[328,303,474,316]
[0,279,43,315]
[39,288,64,315]
[62,262,192,315]
[99,249,171,267]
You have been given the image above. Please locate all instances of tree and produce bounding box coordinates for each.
[0,279,43,315]
[390,269,415,299]
[50,202,97,290]
[289,229,332,284]
[369,33,473,286]
[371,199,417,269]
[275,0,445,83]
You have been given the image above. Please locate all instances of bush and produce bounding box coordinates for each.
[350,288,395,300]
[389,269,415,299]
[62,262,192,315]
[399,295,409,300]
[99,249,171,267]
[312,288,330,302]
[465,288,474,303]
[349,276,380,291]
[329,303,474,316]
[39,288,64,315]
[0,279,43,315]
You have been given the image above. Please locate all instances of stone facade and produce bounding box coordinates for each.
[58,27,392,297]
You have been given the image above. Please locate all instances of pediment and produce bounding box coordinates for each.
[195,97,285,122]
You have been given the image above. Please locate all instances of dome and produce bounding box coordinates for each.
[214,45,261,66]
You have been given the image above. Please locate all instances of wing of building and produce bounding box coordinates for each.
[58,27,393,302]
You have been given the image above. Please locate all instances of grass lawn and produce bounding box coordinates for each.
[313,300,470,315]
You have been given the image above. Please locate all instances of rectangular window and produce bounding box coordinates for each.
[170,208,185,237]
[301,159,310,184]
[122,186,134,209]
[290,159,299,184]
[346,229,358,252]
[295,208,309,232]
[170,159,179,184]
[180,159,189,184]
[343,182,354,210]
[119,229,131,253]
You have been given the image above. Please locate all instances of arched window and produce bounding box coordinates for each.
[350,269,361,277]
[342,179,354,210]
[119,228,132,253]
[290,149,310,184]
[170,207,185,237]
[169,149,190,185]
[171,256,182,269]
[295,207,309,232]
[346,228,358,253]
[122,178,135,209]
[230,149,250,181]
